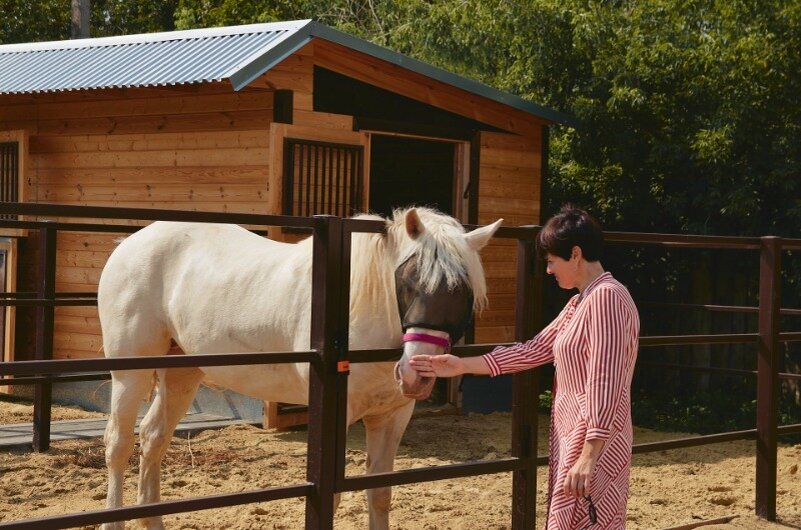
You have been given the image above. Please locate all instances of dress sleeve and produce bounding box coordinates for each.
[585,287,634,441]
[482,298,575,377]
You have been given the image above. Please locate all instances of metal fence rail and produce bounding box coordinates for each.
[0,203,797,527]
[0,204,542,530]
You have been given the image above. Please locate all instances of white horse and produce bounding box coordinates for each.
[98,206,501,529]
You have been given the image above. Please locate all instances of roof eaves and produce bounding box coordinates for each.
[307,22,574,126]
[225,20,316,90]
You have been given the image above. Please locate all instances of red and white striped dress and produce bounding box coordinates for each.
[483,272,639,529]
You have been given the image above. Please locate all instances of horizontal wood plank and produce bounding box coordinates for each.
[474,326,516,343]
[40,183,267,203]
[36,166,270,185]
[31,130,270,153]
[55,315,101,336]
[31,110,274,137]
[34,147,270,169]
[54,330,103,352]
[55,348,108,360]
[3,91,274,122]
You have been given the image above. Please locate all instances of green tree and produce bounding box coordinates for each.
[369,0,801,238]
[0,0,70,43]
[173,0,409,42]
[0,0,179,43]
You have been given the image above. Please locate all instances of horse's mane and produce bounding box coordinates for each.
[349,207,488,314]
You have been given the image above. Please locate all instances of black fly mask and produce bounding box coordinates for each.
[394,256,474,343]
[390,209,501,400]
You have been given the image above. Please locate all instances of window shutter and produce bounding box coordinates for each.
[283,138,364,217]
[0,142,19,220]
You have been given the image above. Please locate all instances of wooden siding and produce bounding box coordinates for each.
[0,41,544,362]
[475,129,542,344]
[1,60,313,361]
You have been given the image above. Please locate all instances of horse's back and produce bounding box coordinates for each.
[98,222,312,359]
[99,221,266,307]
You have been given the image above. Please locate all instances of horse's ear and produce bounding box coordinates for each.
[404,208,425,239]
[465,219,503,250]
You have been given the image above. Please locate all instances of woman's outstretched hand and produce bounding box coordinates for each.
[409,354,464,378]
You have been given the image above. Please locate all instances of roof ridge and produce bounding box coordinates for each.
[0,19,312,54]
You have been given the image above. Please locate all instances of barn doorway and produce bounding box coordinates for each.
[368,134,469,408]
[368,134,461,218]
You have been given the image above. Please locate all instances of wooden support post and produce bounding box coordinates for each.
[333,222,352,489]
[263,402,308,431]
[511,227,541,529]
[33,223,56,452]
[756,236,780,520]
[305,215,345,530]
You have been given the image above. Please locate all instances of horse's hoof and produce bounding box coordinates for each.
[137,518,165,530]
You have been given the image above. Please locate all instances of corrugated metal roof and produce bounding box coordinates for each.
[0,19,571,125]
[0,20,310,95]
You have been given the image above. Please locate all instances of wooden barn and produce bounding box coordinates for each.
[0,20,568,411]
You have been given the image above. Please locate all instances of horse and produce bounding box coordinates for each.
[97,206,502,529]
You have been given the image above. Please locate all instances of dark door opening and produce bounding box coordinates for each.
[369,135,459,407]
[369,135,455,217]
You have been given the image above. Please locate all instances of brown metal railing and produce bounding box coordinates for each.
[0,203,541,530]
[603,230,801,521]
[0,203,798,527]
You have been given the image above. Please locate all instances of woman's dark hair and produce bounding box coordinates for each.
[537,205,603,262]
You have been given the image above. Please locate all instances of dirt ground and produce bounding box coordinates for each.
[0,399,799,529]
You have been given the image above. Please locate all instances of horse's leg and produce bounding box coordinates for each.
[362,400,415,530]
[102,369,154,530]
[136,367,204,529]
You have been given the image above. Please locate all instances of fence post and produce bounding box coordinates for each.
[306,215,344,530]
[333,223,353,492]
[33,223,57,452]
[511,227,541,529]
[756,236,780,520]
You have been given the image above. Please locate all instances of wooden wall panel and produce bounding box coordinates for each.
[248,52,314,111]
[1,91,274,122]
[475,129,543,344]
[0,83,282,361]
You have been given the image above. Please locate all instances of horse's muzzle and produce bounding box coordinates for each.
[393,359,436,400]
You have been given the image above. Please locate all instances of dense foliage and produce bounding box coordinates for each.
[4,1,799,238]
[0,0,179,41]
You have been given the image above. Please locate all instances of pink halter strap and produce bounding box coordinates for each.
[402,332,451,350]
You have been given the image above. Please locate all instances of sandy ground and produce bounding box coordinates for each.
[0,400,799,529]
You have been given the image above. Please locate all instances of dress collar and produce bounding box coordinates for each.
[578,271,612,302]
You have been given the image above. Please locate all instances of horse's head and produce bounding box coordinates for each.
[390,208,502,400]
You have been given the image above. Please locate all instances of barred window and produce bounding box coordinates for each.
[283,138,364,217]
[0,142,19,220]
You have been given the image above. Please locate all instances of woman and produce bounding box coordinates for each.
[410,206,639,529]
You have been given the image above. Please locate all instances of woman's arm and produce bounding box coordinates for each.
[408,353,490,378]
[410,297,577,378]
[584,287,637,440]
[481,298,576,376]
